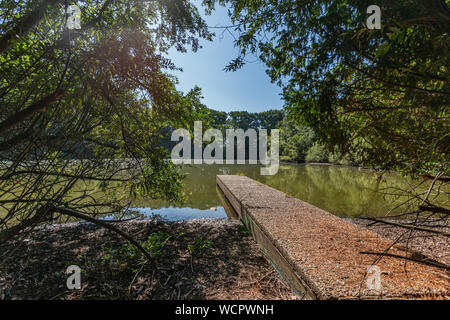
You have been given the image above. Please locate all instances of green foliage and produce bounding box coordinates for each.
[101,232,182,273]
[278,117,315,162]
[239,215,252,236]
[0,0,212,237]
[207,108,284,131]
[305,144,329,163]
[205,108,350,164]
[328,152,353,166]
[206,0,449,177]
[187,234,213,257]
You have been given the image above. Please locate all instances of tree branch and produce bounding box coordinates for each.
[361,217,450,237]
[51,206,157,268]
[0,90,64,135]
[0,0,64,54]
[419,205,450,215]
[360,251,449,270]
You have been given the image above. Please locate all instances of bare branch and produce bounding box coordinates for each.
[361,217,450,237]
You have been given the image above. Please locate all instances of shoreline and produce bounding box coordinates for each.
[279,161,374,171]
[1,217,447,300]
[0,218,297,300]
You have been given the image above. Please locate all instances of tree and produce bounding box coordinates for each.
[305,143,329,163]
[0,0,212,259]
[205,0,449,261]
[208,109,229,129]
[278,116,315,162]
[256,109,284,130]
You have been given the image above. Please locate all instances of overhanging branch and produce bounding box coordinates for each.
[0,90,64,135]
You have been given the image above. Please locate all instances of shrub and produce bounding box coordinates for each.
[305,144,329,163]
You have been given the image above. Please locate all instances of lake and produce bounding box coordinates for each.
[129,164,410,221]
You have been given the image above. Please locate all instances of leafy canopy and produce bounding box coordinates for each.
[204,0,449,176]
[0,0,211,240]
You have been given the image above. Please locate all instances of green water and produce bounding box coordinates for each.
[134,164,412,219]
[0,163,435,222]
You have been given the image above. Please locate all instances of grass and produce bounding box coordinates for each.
[101,231,184,273]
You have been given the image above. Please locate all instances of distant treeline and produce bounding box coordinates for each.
[38,107,354,165]
[207,109,284,131]
[202,109,357,165]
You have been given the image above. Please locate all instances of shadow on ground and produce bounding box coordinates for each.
[0,219,296,300]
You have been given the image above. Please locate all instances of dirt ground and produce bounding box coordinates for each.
[0,218,298,300]
[1,217,448,300]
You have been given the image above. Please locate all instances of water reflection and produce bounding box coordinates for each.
[132,206,227,221]
[133,164,407,218]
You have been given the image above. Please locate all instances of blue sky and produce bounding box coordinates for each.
[168,4,283,113]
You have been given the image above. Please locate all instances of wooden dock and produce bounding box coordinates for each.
[216,175,449,299]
